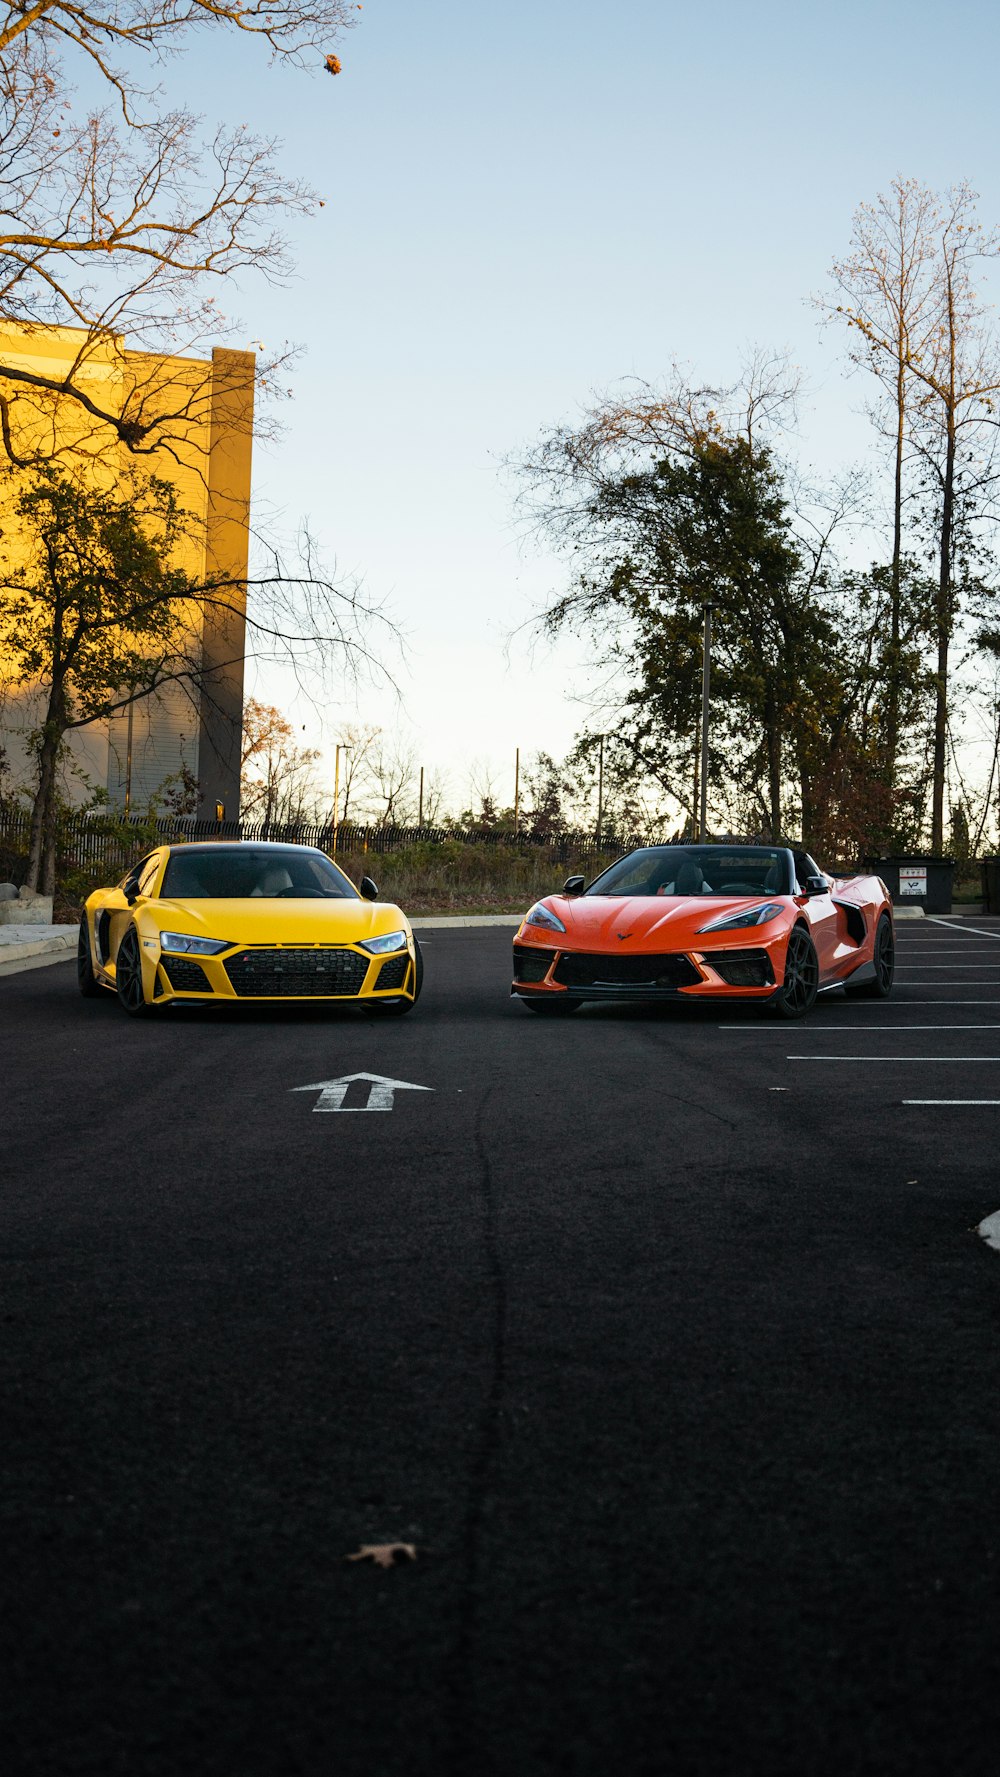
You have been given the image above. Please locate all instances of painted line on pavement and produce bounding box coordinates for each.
[905,1102,1000,1108]
[978,1210,1000,1251]
[928,917,1000,940]
[719,1024,1000,1031]
[788,1055,1000,1062]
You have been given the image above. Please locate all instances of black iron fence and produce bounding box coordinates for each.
[0,805,660,885]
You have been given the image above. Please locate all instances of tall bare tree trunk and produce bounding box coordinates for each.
[931,423,955,854]
[886,357,905,791]
[764,699,782,839]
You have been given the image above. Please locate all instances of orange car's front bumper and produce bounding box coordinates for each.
[511,927,790,1002]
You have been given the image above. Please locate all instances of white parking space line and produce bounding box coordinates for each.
[927,918,1000,939]
[718,1025,1000,1031]
[788,1056,1000,1062]
[906,1101,1000,1107]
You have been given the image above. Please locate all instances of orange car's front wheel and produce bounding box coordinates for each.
[771,926,819,1020]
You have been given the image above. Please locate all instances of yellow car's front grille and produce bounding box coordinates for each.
[223,946,370,997]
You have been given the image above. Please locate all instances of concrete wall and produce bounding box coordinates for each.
[0,323,255,818]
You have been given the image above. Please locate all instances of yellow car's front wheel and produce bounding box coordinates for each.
[369,935,424,1015]
[116,925,152,1018]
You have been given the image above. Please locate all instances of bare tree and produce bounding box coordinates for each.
[827,179,1000,851]
[0,0,356,456]
[360,734,417,826]
[335,721,381,824]
[240,697,323,825]
[826,177,942,788]
[906,186,1000,851]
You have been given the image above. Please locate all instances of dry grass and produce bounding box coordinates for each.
[333,841,598,914]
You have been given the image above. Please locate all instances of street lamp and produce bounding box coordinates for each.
[332,744,350,853]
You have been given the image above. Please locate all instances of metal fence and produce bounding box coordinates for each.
[0,805,660,883]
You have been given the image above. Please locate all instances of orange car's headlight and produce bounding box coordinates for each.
[696,902,784,934]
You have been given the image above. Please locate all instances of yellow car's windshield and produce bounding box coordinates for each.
[160,846,358,900]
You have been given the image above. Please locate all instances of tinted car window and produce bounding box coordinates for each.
[161,847,357,900]
[586,846,792,898]
[121,853,157,896]
[137,854,162,896]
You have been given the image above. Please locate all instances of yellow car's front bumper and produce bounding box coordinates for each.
[144,940,418,1005]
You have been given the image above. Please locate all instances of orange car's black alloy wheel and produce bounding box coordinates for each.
[874,916,895,992]
[775,927,819,1019]
[847,912,895,999]
[116,927,149,1016]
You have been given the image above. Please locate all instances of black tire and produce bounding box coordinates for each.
[845,912,894,999]
[770,926,819,1020]
[115,924,152,1017]
[77,916,102,998]
[370,936,423,1016]
[520,996,583,1015]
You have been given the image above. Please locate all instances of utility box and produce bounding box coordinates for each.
[863,856,955,915]
[981,858,1000,914]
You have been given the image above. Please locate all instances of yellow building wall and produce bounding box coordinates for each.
[0,323,254,819]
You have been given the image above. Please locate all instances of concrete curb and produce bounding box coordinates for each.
[0,927,77,976]
[410,915,521,929]
[892,906,925,921]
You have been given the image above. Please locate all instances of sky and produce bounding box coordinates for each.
[171,0,1000,815]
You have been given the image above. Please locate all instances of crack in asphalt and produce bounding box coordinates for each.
[448,1080,508,1774]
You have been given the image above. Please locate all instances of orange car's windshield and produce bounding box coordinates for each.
[585,847,793,898]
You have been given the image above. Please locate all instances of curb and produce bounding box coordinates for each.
[410,915,521,929]
[0,929,77,976]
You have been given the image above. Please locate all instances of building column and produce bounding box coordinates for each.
[196,347,255,823]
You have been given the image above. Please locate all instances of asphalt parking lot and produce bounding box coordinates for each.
[2,919,999,1777]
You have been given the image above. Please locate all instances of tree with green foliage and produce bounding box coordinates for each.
[0,468,198,891]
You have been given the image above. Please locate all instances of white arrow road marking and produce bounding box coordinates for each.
[291,1072,433,1113]
[978,1210,1000,1253]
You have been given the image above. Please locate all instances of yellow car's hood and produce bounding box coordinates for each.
[149,897,409,946]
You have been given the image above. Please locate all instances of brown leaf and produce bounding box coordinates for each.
[345,1542,417,1569]
[324,54,342,75]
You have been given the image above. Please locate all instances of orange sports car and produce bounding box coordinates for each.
[511,843,894,1019]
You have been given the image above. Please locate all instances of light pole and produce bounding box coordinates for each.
[513,748,520,836]
[596,733,606,846]
[699,603,713,842]
[332,744,350,853]
[418,765,425,828]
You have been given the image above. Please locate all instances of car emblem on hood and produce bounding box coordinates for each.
[616,931,632,941]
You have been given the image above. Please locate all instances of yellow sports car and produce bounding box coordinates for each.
[77,841,423,1017]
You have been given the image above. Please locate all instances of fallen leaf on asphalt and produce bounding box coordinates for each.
[345,1543,417,1569]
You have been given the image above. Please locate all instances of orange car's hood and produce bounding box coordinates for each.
[149,897,406,946]
[542,894,790,948]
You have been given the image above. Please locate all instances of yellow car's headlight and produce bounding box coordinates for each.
[160,931,234,956]
[359,930,409,955]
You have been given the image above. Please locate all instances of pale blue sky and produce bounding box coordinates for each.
[175,0,1000,808]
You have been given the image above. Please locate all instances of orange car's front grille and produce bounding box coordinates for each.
[513,945,556,983]
[553,952,702,989]
[706,948,774,987]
